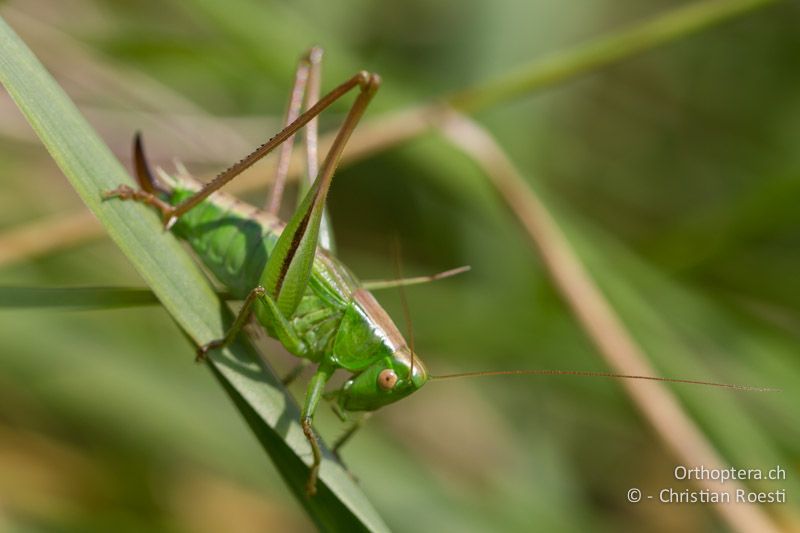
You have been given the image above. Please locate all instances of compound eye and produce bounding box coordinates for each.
[377,369,398,391]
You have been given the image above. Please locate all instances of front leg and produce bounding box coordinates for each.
[325,403,368,481]
[300,361,335,496]
[333,413,372,459]
[282,359,311,385]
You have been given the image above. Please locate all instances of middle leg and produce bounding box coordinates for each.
[266,47,322,215]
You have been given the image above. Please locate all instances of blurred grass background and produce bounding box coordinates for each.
[1,0,799,531]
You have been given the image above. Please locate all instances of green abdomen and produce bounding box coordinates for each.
[169,188,275,298]
[167,186,350,359]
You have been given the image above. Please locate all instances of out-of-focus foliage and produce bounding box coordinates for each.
[0,0,798,531]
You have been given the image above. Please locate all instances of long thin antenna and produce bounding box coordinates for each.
[392,238,415,379]
[266,50,313,215]
[431,369,779,392]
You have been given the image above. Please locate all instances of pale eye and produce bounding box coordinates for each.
[377,369,398,391]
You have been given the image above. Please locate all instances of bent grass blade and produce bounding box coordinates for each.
[0,286,239,310]
[438,111,782,533]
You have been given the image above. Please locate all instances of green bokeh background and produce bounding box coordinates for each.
[1,0,798,531]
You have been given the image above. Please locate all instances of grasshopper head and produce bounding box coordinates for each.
[337,351,428,412]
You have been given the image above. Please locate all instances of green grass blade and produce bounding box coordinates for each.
[0,15,388,533]
[0,286,161,309]
[0,286,236,310]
